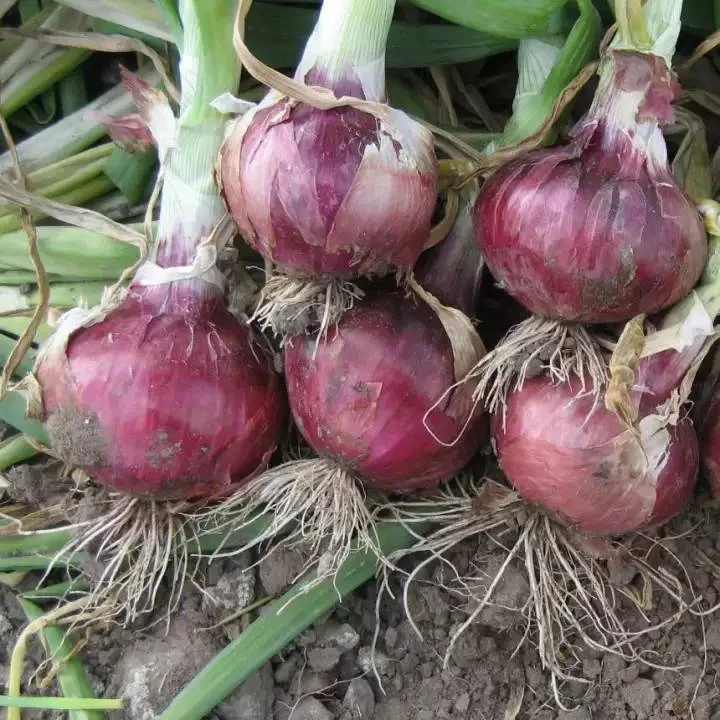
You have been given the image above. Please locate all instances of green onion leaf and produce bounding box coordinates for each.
[18,597,110,720]
[158,520,430,720]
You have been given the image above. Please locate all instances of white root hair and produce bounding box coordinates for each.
[389,479,714,711]
[467,315,607,421]
[200,457,386,593]
[251,272,364,344]
[40,492,201,630]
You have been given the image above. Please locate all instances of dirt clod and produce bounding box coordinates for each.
[290,696,335,720]
[342,678,375,719]
[46,406,107,467]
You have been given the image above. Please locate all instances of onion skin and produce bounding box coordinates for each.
[415,185,483,318]
[475,50,706,323]
[284,291,486,492]
[37,287,286,500]
[219,68,437,278]
[493,374,698,536]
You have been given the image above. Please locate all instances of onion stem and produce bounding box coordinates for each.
[152,0,241,268]
[310,0,394,88]
[614,0,651,50]
[0,47,89,118]
[18,597,107,720]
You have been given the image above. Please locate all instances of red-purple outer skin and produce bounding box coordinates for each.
[415,191,483,318]
[220,68,437,278]
[475,51,707,323]
[492,373,698,536]
[38,287,287,500]
[700,383,720,498]
[284,291,487,492]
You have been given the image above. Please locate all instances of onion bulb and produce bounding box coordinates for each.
[218,0,437,336]
[475,49,706,324]
[17,0,287,626]
[36,283,286,500]
[213,285,486,579]
[492,372,698,536]
[286,290,486,492]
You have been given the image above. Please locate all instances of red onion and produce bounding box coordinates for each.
[218,0,437,335]
[213,285,487,576]
[285,290,486,492]
[32,32,287,501]
[493,372,698,536]
[475,49,706,323]
[37,284,286,500]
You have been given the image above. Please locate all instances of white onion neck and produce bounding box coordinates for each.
[297,0,394,99]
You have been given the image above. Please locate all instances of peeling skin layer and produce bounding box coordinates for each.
[220,66,437,277]
[284,291,487,493]
[475,50,706,323]
[39,286,286,500]
[493,373,698,537]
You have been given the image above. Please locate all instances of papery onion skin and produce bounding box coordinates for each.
[219,67,438,278]
[492,374,698,536]
[284,291,486,492]
[37,286,287,500]
[475,50,706,323]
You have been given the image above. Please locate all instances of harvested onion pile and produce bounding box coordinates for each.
[5,0,720,713]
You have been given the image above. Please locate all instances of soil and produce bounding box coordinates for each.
[5,481,720,720]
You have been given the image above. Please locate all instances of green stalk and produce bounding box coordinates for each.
[0,317,54,342]
[154,0,184,45]
[609,0,682,65]
[613,0,651,50]
[406,0,567,39]
[20,577,90,601]
[18,598,107,720]
[0,555,75,571]
[0,176,114,235]
[56,0,174,42]
[21,145,114,191]
[0,272,46,284]
[159,520,430,720]
[0,4,55,65]
[103,147,157,204]
[0,333,35,376]
[311,0,394,83]
[0,158,110,223]
[499,0,601,148]
[152,0,241,268]
[0,529,73,556]
[0,67,161,175]
[0,696,122,712]
[0,225,140,278]
[1,48,89,118]
[0,435,38,470]
[0,390,49,444]
[0,281,107,315]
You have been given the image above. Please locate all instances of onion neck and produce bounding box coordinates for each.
[296,0,394,100]
[144,0,241,305]
[578,50,678,174]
